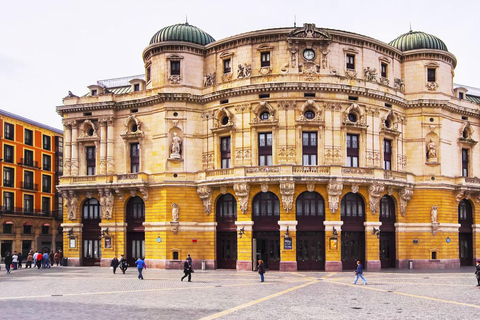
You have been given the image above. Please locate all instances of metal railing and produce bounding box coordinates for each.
[21,182,38,191]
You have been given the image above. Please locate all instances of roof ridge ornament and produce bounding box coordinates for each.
[287,23,332,42]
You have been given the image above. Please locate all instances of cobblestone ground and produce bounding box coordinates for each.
[0,266,479,319]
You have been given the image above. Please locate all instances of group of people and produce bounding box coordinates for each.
[3,249,63,273]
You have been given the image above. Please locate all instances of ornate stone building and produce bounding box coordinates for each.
[57,22,480,270]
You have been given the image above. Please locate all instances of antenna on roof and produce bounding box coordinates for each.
[186,15,188,25]
[294,15,296,27]
[409,22,412,32]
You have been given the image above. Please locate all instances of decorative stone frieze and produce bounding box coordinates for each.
[233,183,250,214]
[327,181,343,214]
[306,183,315,192]
[197,186,213,215]
[364,67,377,82]
[203,73,216,87]
[280,182,295,212]
[426,82,438,91]
[237,63,252,78]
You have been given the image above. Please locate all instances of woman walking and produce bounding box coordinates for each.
[258,260,265,282]
[111,256,119,274]
[353,261,367,285]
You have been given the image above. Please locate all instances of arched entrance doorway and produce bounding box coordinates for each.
[82,198,101,266]
[296,191,325,270]
[379,195,396,268]
[126,196,145,266]
[216,193,237,269]
[252,191,280,270]
[459,199,473,266]
[340,192,365,270]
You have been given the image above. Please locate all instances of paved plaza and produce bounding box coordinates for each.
[0,265,479,319]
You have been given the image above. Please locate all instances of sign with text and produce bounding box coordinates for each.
[284,237,292,250]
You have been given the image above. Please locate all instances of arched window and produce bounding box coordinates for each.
[127,196,145,220]
[253,192,280,217]
[216,193,237,221]
[296,192,324,219]
[340,193,365,223]
[83,198,100,220]
[458,199,472,224]
[380,195,395,223]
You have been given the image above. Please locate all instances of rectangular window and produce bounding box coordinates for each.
[86,146,96,176]
[24,194,33,213]
[3,167,14,187]
[170,61,180,76]
[134,83,140,92]
[462,148,469,177]
[381,63,387,78]
[23,171,34,190]
[223,59,231,73]
[220,137,231,169]
[42,174,51,193]
[43,154,51,171]
[258,132,273,166]
[384,139,392,171]
[130,143,139,173]
[302,132,317,166]
[23,224,32,234]
[427,68,436,82]
[459,92,464,99]
[261,52,271,67]
[3,192,14,212]
[4,145,14,163]
[24,149,34,167]
[4,123,14,140]
[346,134,359,167]
[41,225,50,235]
[146,66,151,82]
[25,129,33,146]
[42,197,51,214]
[346,54,355,70]
[43,135,51,150]
[3,223,12,234]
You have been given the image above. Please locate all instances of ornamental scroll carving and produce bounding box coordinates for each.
[368,184,385,215]
[63,191,78,221]
[399,187,413,217]
[233,183,250,214]
[280,182,295,212]
[197,186,213,215]
[327,181,343,214]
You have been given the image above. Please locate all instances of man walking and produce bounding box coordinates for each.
[4,252,12,274]
[135,257,146,280]
[181,258,192,282]
[353,260,367,285]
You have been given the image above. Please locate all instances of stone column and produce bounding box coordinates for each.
[106,118,115,174]
[63,121,72,175]
[235,221,254,271]
[99,120,107,174]
[364,221,382,271]
[278,221,297,271]
[71,122,79,176]
[324,220,343,271]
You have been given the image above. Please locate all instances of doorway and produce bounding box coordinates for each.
[296,231,325,270]
[253,231,280,270]
[217,232,237,269]
[341,231,365,270]
[379,232,396,268]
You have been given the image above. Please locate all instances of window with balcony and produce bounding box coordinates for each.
[43,135,51,150]
[221,137,231,169]
[42,197,51,214]
[25,129,33,146]
[3,192,14,212]
[130,143,139,173]
[24,150,34,167]
[346,54,355,70]
[4,144,13,163]
[43,154,51,171]
[23,170,34,190]
[86,146,96,175]
[24,194,33,213]
[302,132,317,166]
[384,139,392,171]
[462,148,469,177]
[223,58,231,74]
[3,167,14,187]
[346,134,359,167]
[258,132,273,166]
[42,175,51,193]
[170,60,180,76]
[4,123,14,140]
[261,52,271,67]
[427,68,436,82]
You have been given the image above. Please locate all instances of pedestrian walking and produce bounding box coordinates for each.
[119,255,128,274]
[42,251,50,268]
[49,251,54,266]
[181,258,192,282]
[54,251,61,266]
[135,257,146,280]
[187,254,194,273]
[475,261,480,287]
[26,252,33,268]
[12,251,18,270]
[257,260,265,282]
[4,252,12,273]
[353,261,367,285]
[18,252,23,269]
[111,256,119,274]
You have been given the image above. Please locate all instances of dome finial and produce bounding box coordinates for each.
[409,22,412,32]
[185,14,188,25]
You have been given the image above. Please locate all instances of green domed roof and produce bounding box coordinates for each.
[149,23,215,46]
[389,31,448,52]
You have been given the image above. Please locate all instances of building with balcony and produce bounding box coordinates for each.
[0,109,63,259]
[57,22,480,270]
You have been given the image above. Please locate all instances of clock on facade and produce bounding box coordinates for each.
[303,49,315,60]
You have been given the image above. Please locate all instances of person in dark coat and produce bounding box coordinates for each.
[181,258,192,282]
[257,260,265,282]
[475,261,480,286]
[119,255,128,274]
[17,252,23,269]
[353,260,367,285]
[4,252,12,273]
[111,256,119,274]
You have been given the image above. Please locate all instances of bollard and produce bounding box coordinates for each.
[408,260,413,269]
[201,260,206,270]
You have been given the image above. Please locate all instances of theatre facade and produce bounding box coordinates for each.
[57,22,480,270]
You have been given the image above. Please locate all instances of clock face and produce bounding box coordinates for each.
[303,49,315,60]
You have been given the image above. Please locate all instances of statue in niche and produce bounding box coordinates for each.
[426,139,437,161]
[104,190,114,219]
[172,203,179,222]
[431,205,438,223]
[170,132,182,159]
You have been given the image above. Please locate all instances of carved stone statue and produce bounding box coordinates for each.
[170,132,182,159]
[67,191,78,220]
[104,189,114,219]
[237,63,252,79]
[427,139,437,161]
[364,67,377,82]
[431,205,438,223]
[172,203,179,222]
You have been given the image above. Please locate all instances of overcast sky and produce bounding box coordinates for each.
[1,0,478,130]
